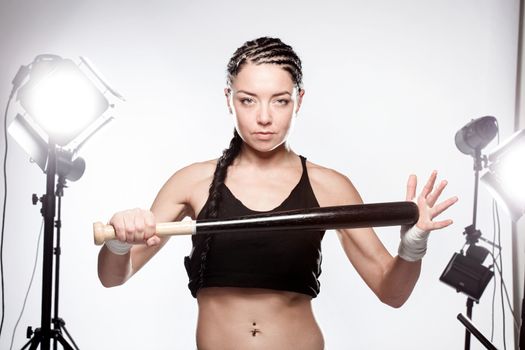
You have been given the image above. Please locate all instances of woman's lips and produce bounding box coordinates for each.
[253,131,275,140]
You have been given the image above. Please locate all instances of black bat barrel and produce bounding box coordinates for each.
[195,201,419,234]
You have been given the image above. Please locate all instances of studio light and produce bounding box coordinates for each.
[455,116,498,157]
[447,117,525,348]
[9,55,122,182]
[440,118,499,302]
[481,129,525,221]
[4,53,123,350]
[15,55,110,146]
[440,116,500,350]
[457,122,525,348]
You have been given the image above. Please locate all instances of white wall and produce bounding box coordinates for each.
[0,0,520,349]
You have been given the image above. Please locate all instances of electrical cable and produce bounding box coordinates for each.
[494,200,507,349]
[0,89,15,340]
[491,200,497,341]
[9,220,43,350]
[490,123,501,343]
[489,251,520,331]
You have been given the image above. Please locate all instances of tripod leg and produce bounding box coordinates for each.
[28,338,41,350]
[61,324,80,350]
[55,332,75,350]
[20,331,42,350]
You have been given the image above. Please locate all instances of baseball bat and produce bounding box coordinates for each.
[93,201,419,245]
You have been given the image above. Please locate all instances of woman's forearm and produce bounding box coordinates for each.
[97,245,132,287]
[377,256,421,308]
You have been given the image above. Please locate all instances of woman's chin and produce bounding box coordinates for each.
[245,140,287,154]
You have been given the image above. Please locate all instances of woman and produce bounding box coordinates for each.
[97,37,457,349]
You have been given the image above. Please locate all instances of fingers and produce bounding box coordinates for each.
[406,174,417,201]
[426,179,448,208]
[419,170,437,199]
[432,196,459,219]
[110,213,127,242]
[146,236,161,247]
[143,211,156,240]
[408,170,458,233]
[430,219,454,230]
[109,208,158,245]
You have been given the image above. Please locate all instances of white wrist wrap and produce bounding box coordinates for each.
[398,225,430,262]
[105,239,132,255]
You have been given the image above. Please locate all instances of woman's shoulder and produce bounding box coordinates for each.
[179,158,217,176]
[166,158,218,187]
[304,159,363,206]
[304,159,351,186]
[155,159,218,199]
[153,159,218,218]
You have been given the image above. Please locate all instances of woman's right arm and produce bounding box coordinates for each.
[97,162,209,287]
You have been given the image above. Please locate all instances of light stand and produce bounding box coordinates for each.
[5,54,123,349]
[440,117,498,350]
[463,149,494,350]
[20,143,77,350]
[52,174,80,350]
[439,150,494,350]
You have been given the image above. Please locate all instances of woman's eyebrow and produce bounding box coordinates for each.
[272,91,292,97]
[236,90,292,97]
[235,90,256,96]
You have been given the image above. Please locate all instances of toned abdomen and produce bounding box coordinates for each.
[195,287,324,350]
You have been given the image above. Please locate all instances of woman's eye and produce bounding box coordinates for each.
[275,99,290,106]
[240,98,254,105]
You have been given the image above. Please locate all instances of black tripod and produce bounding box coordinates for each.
[440,148,496,350]
[461,149,495,350]
[20,143,79,350]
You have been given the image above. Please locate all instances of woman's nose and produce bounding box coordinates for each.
[256,105,272,125]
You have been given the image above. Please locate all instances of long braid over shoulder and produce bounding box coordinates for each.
[202,129,243,219]
[197,129,242,289]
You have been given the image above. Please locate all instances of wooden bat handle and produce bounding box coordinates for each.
[93,220,197,245]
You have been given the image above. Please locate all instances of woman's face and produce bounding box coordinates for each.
[225,62,304,153]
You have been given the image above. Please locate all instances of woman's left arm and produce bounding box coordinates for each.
[315,168,457,308]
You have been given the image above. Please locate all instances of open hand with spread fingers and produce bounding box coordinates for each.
[407,170,458,232]
[398,171,458,262]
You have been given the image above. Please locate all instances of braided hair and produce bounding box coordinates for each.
[226,37,303,91]
[197,37,303,288]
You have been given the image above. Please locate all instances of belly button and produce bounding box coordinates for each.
[251,322,261,337]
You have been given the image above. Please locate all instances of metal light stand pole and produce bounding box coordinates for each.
[21,142,77,350]
[458,313,497,350]
[52,174,79,350]
[464,148,484,350]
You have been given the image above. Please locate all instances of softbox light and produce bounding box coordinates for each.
[481,129,525,221]
[16,54,110,146]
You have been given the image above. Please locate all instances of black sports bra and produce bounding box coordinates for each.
[184,155,325,298]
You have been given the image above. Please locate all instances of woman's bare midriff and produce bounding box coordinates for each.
[195,287,324,350]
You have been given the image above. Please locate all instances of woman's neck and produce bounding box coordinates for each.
[234,143,296,168]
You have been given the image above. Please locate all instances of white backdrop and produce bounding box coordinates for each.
[0,0,520,349]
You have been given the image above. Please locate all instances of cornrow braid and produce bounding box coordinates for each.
[226,37,303,90]
[198,129,243,288]
[203,129,243,219]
